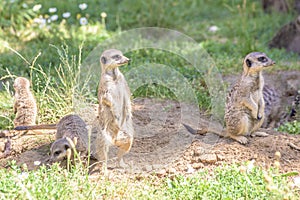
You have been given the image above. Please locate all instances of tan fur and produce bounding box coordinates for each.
[92,49,134,170]
[183,52,275,144]
[49,114,89,163]
[13,77,37,127]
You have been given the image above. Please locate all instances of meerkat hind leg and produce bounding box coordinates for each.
[115,131,133,168]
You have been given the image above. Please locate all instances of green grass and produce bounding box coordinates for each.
[0,161,298,199]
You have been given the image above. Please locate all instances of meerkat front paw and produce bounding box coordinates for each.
[229,135,248,144]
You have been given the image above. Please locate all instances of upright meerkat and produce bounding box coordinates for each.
[92,49,134,169]
[183,52,275,144]
[13,77,37,127]
[49,114,89,163]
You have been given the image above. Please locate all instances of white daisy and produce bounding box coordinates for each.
[79,17,88,25]
[50,15,58,21]
[62,12,71,18]
[79,3,88,10]
[33,4,42,12]
[49,7,57,13]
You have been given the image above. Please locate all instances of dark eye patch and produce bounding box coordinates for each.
[54,150,62,156]
[258,56,267,62]
[112,55,121,60]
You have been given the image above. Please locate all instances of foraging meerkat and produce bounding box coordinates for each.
[92,49,134,169]
[49,114,89,163]
[13,77,37,127]
[183,52,275,144]
[269,15,300,54]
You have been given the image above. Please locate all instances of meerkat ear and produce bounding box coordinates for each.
[246,59,252,67]
[101,56,107,64]
[64,144,70,150]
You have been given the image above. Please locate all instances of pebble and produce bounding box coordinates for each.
[199,154,217,164]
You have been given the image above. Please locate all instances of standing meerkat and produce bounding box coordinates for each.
[92,49,134,169]
[183,52,275,144]
[13,77,37,127]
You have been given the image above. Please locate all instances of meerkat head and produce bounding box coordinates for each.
[13,77,30,91]
[243,52,275,75]
[50,138,72,162]
[100,49,129,71]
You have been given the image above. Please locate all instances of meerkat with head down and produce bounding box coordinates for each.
[49,114,89,163]
[13,77,37,127]
[92,49,134,170]
[183,52,275,144]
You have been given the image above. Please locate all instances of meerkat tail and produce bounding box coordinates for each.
[182,123,208,135]
[182,123,226,137]
[14,124,57,130]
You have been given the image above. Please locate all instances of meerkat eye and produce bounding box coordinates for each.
[246,59,252,67]
[64,144,70,150]
[258,56,267,62]
[101,56,107,64]
[112,55,121,60]
[54,150,62,156]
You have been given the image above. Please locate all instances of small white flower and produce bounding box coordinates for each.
[50,15,58,21]
[79,3,88,10]
[208,25,219,33]
[22,3,28,8]
[33,17,46,28]
[33,4,42,12]
[49,7,57,13]
[34,161,41,166]
[62,12,71,18]
[79,17,88,25]
[101,12,107,18]
[18,172,29,180]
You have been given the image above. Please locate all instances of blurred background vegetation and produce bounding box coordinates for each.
[0,0,299,130]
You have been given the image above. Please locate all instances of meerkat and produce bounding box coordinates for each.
[92,49,134,170]
[269,15,300,54]
[262,0,289,13]
[262,85,281,128]
[49,114,89,163]
[13,77,37,127]
[183,52,275,144]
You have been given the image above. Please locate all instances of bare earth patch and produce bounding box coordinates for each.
[0,70,299,176]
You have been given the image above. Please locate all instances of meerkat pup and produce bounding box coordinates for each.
[184,52,275,144]
[92,49,134,170]
[49,114,89,163]
[13,77,37,127]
